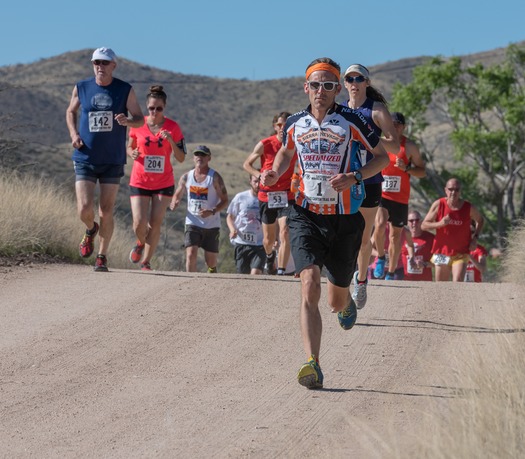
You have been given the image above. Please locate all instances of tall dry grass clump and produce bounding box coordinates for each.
[0,173,136,268]
[500,219,525,284]
[410,222,525,459]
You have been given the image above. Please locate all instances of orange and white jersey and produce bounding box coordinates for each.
[284,104,380,215]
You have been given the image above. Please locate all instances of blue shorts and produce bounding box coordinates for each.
[74,161,124,184]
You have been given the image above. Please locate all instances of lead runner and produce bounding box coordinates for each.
[261,57,388,389]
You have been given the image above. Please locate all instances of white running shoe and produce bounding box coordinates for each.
[351,271,368,309]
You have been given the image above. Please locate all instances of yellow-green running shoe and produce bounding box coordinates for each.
[297,356,324,389]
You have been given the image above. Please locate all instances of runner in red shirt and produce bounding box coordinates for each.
[421,178,484,281]
[401,210,434,281]
[243,112,296,275]
[127,85,186,271]
[373,113,426,280]
[465,221,488,282]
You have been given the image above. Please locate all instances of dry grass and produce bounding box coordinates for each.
[0,172,137,269]
[406,222,525,458]
[501,219,525,284]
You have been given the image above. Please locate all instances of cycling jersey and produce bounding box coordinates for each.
[283,104,380,215]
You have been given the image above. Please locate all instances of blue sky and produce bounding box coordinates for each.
[2,0,523,80]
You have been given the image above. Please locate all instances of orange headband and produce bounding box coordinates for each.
[305,63,341,81]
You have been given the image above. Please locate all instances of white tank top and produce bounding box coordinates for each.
[185,168,221,229]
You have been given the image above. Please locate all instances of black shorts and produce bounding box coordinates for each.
[287,205,364,288]
[129,185,175,197]
[234,244,266,274]
[361,183,382,208]
[184,225,220,252]
[259,200,294,225]
[379,197,409,227]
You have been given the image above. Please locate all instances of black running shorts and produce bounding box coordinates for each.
[287,205,364,288]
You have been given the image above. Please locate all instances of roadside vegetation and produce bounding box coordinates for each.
[408,221,525,458]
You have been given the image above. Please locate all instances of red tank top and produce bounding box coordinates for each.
[258,135,297,202]
[381,136,410,204]
[431,198,472,256]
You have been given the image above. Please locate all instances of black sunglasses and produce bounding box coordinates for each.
[345,75,366,83]
[93,60,111,66]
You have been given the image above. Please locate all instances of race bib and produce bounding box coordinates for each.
[189,199,206,214]
[407,255,424,274]
[432,254,451,266]
[144,155,165,173]
[267,191,288,209]
[303,173,337,205]
[464,269,475,282]
[382,175,401,193]
[240,231,256,244]
[89,111,113,132]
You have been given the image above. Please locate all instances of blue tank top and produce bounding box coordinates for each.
[73,77,132,165]
[342,98,383,185]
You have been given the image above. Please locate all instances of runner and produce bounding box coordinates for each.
[373,112,426,280]
[401,210,435,281]
[465,221,488,282]
[421,178,484,281]
[369,224,417,280]
[342,64,400,308]
[261,57,388,389]
[243,112,295,275]
[66,47,144,272]
[171,146,228,273]
[127,85,186,271]
[226,175,265,275]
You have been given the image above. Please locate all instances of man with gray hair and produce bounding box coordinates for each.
[66,47,144,272]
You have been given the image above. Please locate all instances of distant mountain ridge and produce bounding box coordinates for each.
[0,42,520,192]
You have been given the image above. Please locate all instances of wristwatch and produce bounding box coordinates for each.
[353,170,363,184]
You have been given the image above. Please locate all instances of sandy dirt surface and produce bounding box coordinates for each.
[0,264,523,458]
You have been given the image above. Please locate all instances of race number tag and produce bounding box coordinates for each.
[189,199,205,214]
[241,231,256,244]
[89,111,113,132]
[464,269,475,282]
[267,191,288,209]
[382,175,401,193]
[433,254,451,266]
[144,155,165,173]
[407,255,424,274]
[303,173,337,205]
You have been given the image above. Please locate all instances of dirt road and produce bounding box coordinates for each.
[0,264,522,458]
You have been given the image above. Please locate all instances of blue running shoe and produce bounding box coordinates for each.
[385,272,395,280]
[374,257,386,279]
[338,298,357,330]
[297,356,324,389]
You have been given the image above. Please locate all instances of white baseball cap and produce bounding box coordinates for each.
[343,64,370,79]
[91,47,117,62]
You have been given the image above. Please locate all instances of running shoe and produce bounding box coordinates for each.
[94,254,109,272]
[351,271,368,310]
[338,297,357,330]
[129,241,145,263]
[373,257,386,279]
[385,272,395,280]
[264,252,277,275]
[207,266,217,273]
[141,261,152,271]
[297,356,324,389]
[79,222,99,258]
